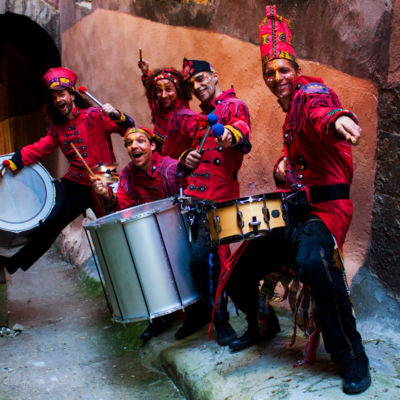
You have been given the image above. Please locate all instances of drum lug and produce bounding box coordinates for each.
[213,215,221,234]
[236,210,244,229]
[262,206,271,231]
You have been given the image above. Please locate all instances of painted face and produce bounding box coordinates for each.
[124,132,156,171]
[155,79,178,110]
[263,58,298,100]
[190,71,217,103]
[50,88,75,117]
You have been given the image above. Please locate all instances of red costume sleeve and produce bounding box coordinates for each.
[114,176,138,211]
[20,129,59,165]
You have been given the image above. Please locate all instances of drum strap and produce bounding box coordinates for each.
[309,184,349,203]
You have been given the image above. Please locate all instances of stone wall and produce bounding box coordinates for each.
[368,87,400,294]
[61,9,377,283]
[89,0,395,86]
[3,0,399,295]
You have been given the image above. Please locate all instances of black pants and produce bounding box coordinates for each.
[226,217,364,363]
[188,213,229,324]
[6,178,94,272]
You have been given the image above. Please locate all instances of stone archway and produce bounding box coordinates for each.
[0,6,60,173]
[1,0,60,49]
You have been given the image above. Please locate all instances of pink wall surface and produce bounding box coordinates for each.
[62,10,377,281]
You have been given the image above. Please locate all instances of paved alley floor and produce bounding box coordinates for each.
[0,248,184,400]
[1,247,399,400]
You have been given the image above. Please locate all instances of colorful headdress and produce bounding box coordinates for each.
[182,58,214,81]
[42,67,77,91]
[153,69,180,89]
[259,5,297,67]
[124,126,165,148]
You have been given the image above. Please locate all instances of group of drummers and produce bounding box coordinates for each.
[0,5,371,395]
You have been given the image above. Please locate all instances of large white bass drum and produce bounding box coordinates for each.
[84,197,199,323]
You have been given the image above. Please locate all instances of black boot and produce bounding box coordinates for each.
[0,255,18,274]
[215,320,237,346]
[229,306,280,352]
[229,327,261,352]
[342,352,371,394]
[140,317,169,340]
[175,302,208,340]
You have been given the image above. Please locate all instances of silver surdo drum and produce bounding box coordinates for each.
[84,197,199,323]
[0,154,56,248]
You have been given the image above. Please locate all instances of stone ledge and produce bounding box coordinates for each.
[137,311,400,400]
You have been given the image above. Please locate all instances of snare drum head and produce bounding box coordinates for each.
[0,154,55,233]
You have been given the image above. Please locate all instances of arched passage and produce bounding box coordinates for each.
[0,12,60,172]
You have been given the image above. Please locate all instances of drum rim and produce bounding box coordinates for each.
[84,197,178,228]
[0,154,55,233]
[206,192,283,209]
[210,226,286,246]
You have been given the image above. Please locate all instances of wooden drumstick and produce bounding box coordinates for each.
[139,48,143,62]
[70,143,95,178]
[349,136,357,145]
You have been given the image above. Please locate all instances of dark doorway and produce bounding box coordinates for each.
[0,12,60,173]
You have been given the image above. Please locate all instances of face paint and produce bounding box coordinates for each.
[190,72,215,103]
[273,59,280,82]
[263,58,298,101]
[155,79,178,110]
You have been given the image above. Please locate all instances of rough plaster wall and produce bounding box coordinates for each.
[388,0,400,86]
[61,9,377,282]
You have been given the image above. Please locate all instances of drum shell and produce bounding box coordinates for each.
[84,198,199,323]
[0,154,55,248]
[207,193,286,246]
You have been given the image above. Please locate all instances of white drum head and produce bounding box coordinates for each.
[0,154,55,233]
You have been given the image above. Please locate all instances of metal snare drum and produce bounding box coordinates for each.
[84,197,199,323]
[206,192,286,246]
[0,154,56,248]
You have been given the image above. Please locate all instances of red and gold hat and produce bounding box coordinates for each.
[259,5,297,67]
[42,67,77,91]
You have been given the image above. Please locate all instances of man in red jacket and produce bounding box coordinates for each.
[175,58,252,346]
[92,126,185,211]
[92,126,186,340]
[0,67,134,275]
[225,5,370,395]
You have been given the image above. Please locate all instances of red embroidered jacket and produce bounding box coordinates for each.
[275,76,357,249]
[18,107,134,186]
[183,89,252,202]
[103,151,187,211]
[152,101,201,160]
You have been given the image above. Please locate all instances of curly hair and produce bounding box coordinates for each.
[44,89,92,125]
[144,68,192,107]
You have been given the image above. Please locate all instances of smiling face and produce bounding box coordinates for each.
[155,79,178,110]
[190,71,219,104]
[124,132,156,171]
[50,88,76,119]
[263,58,299,103]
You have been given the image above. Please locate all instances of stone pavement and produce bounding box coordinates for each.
[1,248,400,400]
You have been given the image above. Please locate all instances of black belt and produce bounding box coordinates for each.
[309,184,350,203]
